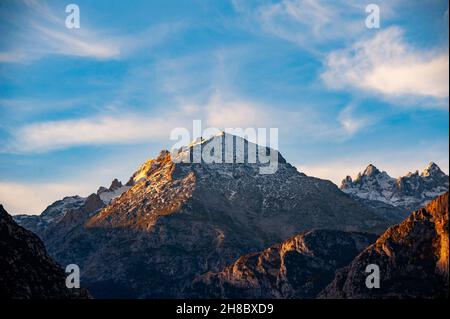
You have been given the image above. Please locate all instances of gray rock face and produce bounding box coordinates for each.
[25,134,395,298]
[340,162,449,214]
[14,193,105,242]
[319,192,449,299]
[190,229,377,298]
[14,177,130,237]
[14,195,88,236]
[0,205,89,299]
[97,178,130,204]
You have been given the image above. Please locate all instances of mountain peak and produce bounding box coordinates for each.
[341,162,449,212]
[0,204,12,221]
[171,132,286,171]
[187,131,226,147]
[362,164,380,177]
[96,178,129,204]
[421,162,444,177]
[109,178,123,190]
[86,134,388,234]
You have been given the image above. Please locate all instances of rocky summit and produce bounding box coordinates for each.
[319,192,449,299]
[15,134,397,298]
[340,162,449,215]
[0,205,89,299]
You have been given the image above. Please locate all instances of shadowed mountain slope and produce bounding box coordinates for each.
[319,192,449,299]
[0,205,89,299]
[190,229,377,298]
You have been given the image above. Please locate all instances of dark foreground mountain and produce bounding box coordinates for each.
[0,205,89,299]
[341,163,449,216]
[14,134,398,298]
[190,229,377,298]
[319,192,449,299]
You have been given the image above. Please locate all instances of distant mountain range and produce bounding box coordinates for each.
[340,162,449,217]
[3,134,448,299]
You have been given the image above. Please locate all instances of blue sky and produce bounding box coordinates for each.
[0,0,448,214]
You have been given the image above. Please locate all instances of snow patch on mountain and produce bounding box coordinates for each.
[39,195,86,222]
[341,162,449,212]
[97,178,130,204]
[14,178,128,231]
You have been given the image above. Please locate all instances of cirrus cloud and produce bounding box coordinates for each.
[0,0,183,63]
[7,114,176,153]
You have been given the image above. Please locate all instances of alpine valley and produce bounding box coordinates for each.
[3,133,449,299]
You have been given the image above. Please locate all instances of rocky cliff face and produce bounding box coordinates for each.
[25,134,396,298]
[190,229,377,298]
[0,205,89,299]
[340,162,448,216]
[319,192,449,299]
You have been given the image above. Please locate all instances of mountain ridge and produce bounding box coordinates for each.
[190,229,377,298]
[340,162,449,213]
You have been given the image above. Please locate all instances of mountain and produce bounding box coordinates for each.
[14,178,128,237]
[340,163,449,214]
[96,178,130,204]
[190,229,377,298]
[0,204,89,298]
[17,133,397,298]
[319,192,449,298]
[14,193,104,239]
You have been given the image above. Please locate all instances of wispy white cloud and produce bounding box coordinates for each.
[0,0,119,61]
[7,113,183,152]
[0,0,182,63]
[4,92,356,153]
[231,0,398,50]
[153,49,366,140]
[258,0,359,44]
[322,27,449,100]
[0,97,89,120]
[0,51,29,63]
[1,94,260,153]
[31,23,120,59]
[337,104,375,136]
[203,92,373,143]
[205,93,272,128]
